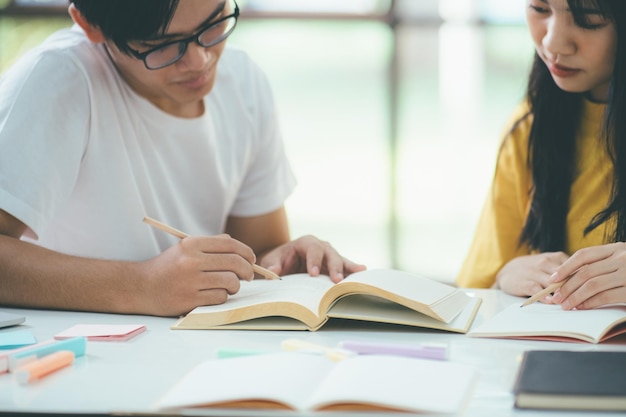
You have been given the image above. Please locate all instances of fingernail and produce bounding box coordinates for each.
[549,272,557,281]
[335,273,344,281]
[311,266,319,276]
[562,300,571,310]
[551,290,562,303]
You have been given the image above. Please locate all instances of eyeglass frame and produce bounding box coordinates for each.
[126,1,240,70]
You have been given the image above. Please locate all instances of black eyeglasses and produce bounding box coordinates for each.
[127,1,239,70]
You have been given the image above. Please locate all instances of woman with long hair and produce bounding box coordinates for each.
[457,0,626,310]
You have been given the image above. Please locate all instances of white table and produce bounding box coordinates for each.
[0,289,624,417]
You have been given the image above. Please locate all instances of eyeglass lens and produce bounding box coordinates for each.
[144,9,237,69]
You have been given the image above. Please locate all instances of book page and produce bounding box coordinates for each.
[328,295,482,333]
[182,316,310,331]
[174,274,334,329]
[155,353,334,411]
[156,353,478,414]
[305,354,477,414]
[468,303,626,343]
[323,269,471,323]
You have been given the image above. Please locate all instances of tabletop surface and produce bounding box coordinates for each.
[1,289,625,417]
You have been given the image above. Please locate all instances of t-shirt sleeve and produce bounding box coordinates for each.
[0,47,89,239]
[228,53,296,217]
[456,104,534,288]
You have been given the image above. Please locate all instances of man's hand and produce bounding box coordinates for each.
[138,234,257,316]
[259,235,366,283]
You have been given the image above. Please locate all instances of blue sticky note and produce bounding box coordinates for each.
[0,330,37,350]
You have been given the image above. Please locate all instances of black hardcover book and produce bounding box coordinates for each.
[513,350,626,411]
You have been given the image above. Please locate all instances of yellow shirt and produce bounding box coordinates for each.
[457,99,612,288]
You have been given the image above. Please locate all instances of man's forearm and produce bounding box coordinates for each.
[0,235,147,314]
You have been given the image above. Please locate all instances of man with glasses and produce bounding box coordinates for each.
[0,0,365,316]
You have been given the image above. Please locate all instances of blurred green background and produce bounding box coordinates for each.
[0,0,533,283]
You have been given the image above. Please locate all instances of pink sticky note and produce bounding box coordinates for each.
[54,324,146,342]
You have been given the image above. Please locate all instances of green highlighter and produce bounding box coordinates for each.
[216,348,269,359]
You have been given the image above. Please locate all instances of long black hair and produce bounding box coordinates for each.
[518,0,626,252]
[68,0,180,55]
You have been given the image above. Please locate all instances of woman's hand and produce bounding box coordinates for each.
[496,252,569,301]
[550,242,626,310]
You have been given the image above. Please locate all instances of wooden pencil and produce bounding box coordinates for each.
[143,216,280,280]
[520,281,565,308]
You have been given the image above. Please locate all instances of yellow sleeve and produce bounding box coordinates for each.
[456,105,534,288]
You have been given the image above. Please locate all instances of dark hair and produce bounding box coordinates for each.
[517,0,626,252]
[69,0,180,55]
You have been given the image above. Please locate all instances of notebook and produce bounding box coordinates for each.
[0,311,25,329]
[513,350,626,411]
[156,352,478,414]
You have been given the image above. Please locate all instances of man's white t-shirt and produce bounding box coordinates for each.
[0,26,296,261]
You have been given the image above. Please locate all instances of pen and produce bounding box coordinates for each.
[338,340,448,361]
[520,281,565,308]
[143,216,280,280]
[281,339,354,362]
[15,350,75,384]
[8,336,86,372]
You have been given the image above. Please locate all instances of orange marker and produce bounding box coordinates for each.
[15,350,75,384]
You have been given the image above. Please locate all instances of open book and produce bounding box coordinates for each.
[172,269,481,332]
[468,302,626,343]
[155,352,478,414]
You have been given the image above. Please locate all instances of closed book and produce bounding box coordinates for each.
[513,350,626,411]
